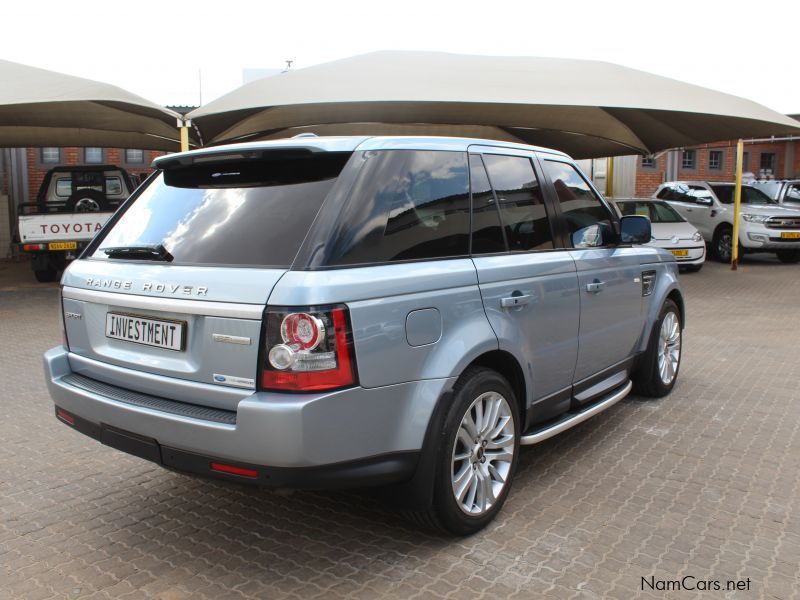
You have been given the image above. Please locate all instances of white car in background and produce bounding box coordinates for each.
[614,198,706,271]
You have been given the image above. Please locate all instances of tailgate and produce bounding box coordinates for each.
[61,260,284,411]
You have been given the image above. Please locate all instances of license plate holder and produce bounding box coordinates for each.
[106,312,186,351]
[781,232,800,239]
[48,241,77,251]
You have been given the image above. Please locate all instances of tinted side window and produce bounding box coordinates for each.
[542,160,614,248]
[328,151,470,265]
[483,154,553,252]
[469,154,506,254]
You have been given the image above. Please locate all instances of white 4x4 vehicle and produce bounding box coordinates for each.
[654,181,800,263]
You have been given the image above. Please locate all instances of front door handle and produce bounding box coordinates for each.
[501,294,534,308]
[585,280,605,293]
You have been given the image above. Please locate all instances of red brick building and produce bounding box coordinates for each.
[634,136,800,197]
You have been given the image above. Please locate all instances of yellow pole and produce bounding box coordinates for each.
[180,123,190,152]
[177,117,191,152]
[605,156,615,197]
[731,139,744,270]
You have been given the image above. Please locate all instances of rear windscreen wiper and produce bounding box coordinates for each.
[103,244,174,262]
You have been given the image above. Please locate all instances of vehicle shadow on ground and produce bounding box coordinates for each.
[92,397,652,596]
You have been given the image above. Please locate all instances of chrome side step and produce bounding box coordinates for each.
[520,380,633,446]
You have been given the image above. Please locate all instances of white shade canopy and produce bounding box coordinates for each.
[0,59,185,151]
[189,51,800,158]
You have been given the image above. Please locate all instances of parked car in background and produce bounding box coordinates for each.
[45,136,685,535]
[654,181,800,263]
[18,165,137,282]
[750,179,800,208]
[613,198,705,271]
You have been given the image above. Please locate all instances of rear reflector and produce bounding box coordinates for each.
[210,462,258,478]
[23,243,47,252]
[56,408,75,425]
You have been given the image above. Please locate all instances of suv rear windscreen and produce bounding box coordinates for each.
[91,153,351,267]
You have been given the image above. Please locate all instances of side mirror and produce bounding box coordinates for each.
[620,215,652,245]
[695,196,713,206]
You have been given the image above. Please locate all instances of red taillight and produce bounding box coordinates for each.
[210,462,258,478]
[261,306,357,392]
[23,243,47,252]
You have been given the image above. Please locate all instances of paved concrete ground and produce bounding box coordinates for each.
[1,256,798,599]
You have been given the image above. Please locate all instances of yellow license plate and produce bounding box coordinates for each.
[48,241,78,251]
[781,232,800,239]
[670,249,689,257]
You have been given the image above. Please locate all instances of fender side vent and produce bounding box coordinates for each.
[641,270,656,296]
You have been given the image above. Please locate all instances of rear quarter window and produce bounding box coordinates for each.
[325,150,470,266]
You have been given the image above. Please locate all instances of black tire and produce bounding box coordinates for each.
[711,225,736,263]
[33,266,58,283]
[776,250,800,264]
[65,190,110,213]
[413,367,520,536]
[633,299,682,398]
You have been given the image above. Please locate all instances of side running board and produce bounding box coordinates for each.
[519,380,633,446]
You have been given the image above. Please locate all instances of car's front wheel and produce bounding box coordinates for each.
[711,225,735,262]
[633,299,682,398]
[421,367,520,535]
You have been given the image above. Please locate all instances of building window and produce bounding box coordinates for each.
[125,149,145,164]
[708,150,723,170]
[760,153,776,176]
[41,148,60,164]
[742,152,750,173]
[641,156,656,169]
[84,147,103,164]
[681,149,696,170]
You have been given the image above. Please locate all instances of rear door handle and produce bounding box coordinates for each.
[501,294,534,308]
[585,281,605,293]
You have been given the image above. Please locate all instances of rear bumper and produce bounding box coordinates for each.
[54,407,418,489]
[45,346,452,487]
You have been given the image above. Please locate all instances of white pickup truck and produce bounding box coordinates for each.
[18,165,138,281]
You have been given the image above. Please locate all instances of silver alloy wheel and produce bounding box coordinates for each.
[657,311,681,385]
[74,198,101,212]
[451,391,515,516]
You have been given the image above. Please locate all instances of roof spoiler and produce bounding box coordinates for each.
[154,147,319,170]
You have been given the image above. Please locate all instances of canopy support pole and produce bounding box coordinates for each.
[605,157,614,197]
[731,139,744,270]
[177,118,191,152]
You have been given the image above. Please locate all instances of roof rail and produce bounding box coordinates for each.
[292,132,319,138]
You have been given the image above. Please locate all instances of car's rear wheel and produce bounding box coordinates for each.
[633,299,682,398]
[776,249,800,264]
[418,367,520,535]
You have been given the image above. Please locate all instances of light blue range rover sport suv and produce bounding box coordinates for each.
[45,136,684,535]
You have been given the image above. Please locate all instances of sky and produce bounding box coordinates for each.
[1,0,798,114]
